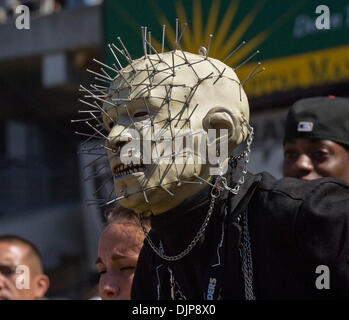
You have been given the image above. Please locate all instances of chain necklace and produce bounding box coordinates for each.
[139,178,219,261]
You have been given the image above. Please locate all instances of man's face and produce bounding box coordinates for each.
[96,223,143,300]
[102,51,249,214]
[283,138,349,183]
[0,242,44,300]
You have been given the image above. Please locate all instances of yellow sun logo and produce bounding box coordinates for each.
[151,0,269,67]
[108,0,307,95]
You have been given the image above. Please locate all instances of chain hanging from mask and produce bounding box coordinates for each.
[199,116,254,198]
[227,116,254,194]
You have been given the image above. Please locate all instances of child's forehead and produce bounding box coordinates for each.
[104,222,142,241]
[100,223,144,256]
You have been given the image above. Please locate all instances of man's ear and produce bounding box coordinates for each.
[33,274,50,300]
[202,107,241,147]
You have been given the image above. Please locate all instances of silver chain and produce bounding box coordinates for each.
[139,179,219,261]
[227,118,254,195]
[231,116,254,162]
[239,210,256,300]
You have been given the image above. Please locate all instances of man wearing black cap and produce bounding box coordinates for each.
[283,96,349,183]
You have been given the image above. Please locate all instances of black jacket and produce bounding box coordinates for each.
[131,171,349,299]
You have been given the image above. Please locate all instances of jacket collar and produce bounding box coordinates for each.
[151,166,262,233]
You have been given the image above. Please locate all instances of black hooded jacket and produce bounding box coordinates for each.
[131,171,349,300]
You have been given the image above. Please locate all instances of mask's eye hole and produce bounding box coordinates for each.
[134,111,149,118]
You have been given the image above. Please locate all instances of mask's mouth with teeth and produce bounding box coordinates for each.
[113,162,146,178]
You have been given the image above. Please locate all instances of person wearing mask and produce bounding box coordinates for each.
[80,34,349,299]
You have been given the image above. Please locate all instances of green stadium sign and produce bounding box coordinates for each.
[103,0,349,97]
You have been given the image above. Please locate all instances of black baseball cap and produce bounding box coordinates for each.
[284,96,349,148]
